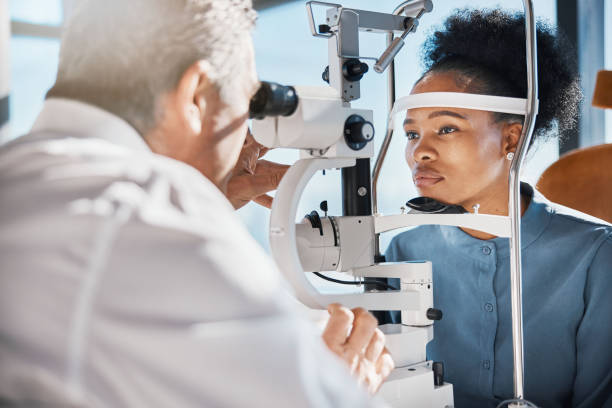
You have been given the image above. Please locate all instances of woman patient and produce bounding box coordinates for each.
[385,9,612,408]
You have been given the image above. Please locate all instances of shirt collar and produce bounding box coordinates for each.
[30,98,151,152]
[438,183,553,259]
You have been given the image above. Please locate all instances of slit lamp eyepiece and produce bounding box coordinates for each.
[249,81,299,119]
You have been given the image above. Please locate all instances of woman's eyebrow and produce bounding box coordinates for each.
[428,110,468,120]
[403,110,469,126]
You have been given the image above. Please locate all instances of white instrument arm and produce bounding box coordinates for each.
[270,156,431,313]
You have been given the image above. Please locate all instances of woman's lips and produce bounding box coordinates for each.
[413,171,444,187]
[414,177,444,187]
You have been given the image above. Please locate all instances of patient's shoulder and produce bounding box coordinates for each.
[391,225,440,241]
[535,190,611,230]
[386,225,439,256]
[532,190,612,257]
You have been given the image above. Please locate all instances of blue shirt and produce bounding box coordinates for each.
[385,185,612,408]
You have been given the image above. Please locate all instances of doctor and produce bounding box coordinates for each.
[0,0,393,406]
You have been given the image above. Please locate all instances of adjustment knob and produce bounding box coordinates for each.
[342,59,369,82]
[432,361,444,386]
[344,115,375,151]
[348,121,374,144]
[318,24,331,34]
[426,308,443,321]
[322,66,330,84]
[319,200,328,213]
[304,210,323,236]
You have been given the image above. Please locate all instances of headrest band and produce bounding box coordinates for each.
[390,92,538,129]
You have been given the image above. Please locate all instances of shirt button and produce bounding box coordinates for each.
[481,246,492,255]
[483,360,491,369]
[484,303,494,312]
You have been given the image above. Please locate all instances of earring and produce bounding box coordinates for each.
[506,152,515,161]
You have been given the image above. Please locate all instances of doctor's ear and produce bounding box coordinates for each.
[501,122,523,157]
[174,60,218,136]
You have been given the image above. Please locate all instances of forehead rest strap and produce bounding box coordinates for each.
[390,92,538,129]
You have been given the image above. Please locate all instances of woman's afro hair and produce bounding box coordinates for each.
[420,9,582,144]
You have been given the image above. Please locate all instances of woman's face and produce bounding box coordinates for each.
[404,71,518,209]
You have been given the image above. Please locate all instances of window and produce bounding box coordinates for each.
[10,0,63,26]
[6,0,62,141]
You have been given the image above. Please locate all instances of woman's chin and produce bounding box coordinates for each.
[415,186,457,206]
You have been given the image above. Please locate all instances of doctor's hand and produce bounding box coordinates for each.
[226,129,289,210]
[322,304,394,395]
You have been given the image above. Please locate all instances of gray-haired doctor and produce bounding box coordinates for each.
[0,1,393,407]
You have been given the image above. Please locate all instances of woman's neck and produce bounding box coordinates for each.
[459,190,530,240]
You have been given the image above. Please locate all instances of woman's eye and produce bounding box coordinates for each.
[438,126,458,135]
[405,131,419,140]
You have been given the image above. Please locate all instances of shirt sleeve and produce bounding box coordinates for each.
[85,214,388,408]
[572,232,612,407]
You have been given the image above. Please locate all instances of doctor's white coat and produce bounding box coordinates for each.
[0,98,384,408]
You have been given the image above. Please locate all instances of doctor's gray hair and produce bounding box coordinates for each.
[48,0,257,135]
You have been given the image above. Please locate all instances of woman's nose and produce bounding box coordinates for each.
[409,136,438,163]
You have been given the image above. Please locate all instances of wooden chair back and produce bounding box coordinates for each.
[536,143,612,223]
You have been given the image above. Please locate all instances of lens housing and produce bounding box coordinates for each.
[249,81,299,119]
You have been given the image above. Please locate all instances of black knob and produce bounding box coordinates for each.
[426,308,443,321]
[320,201,328,213]
[350,122,374,143]
[318,24,331,34]
[304,211,323,236]
[432,361,444,386]
[322,66,329,84]
[344,115,374,151]
[349,121,374,144]
[342,59,369,82]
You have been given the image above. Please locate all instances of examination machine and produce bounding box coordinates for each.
[249,1,540,407]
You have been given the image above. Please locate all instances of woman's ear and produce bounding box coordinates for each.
[501,122,523,156]
[174,60,216,136]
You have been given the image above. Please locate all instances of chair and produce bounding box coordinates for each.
[536,143,612,223]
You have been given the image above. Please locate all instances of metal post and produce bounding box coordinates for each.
[507,0,538,403]
[372,1,408,257]
[372,30,396,218]
[372,31,396,258]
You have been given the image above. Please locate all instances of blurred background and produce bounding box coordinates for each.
[1,0,611,256]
